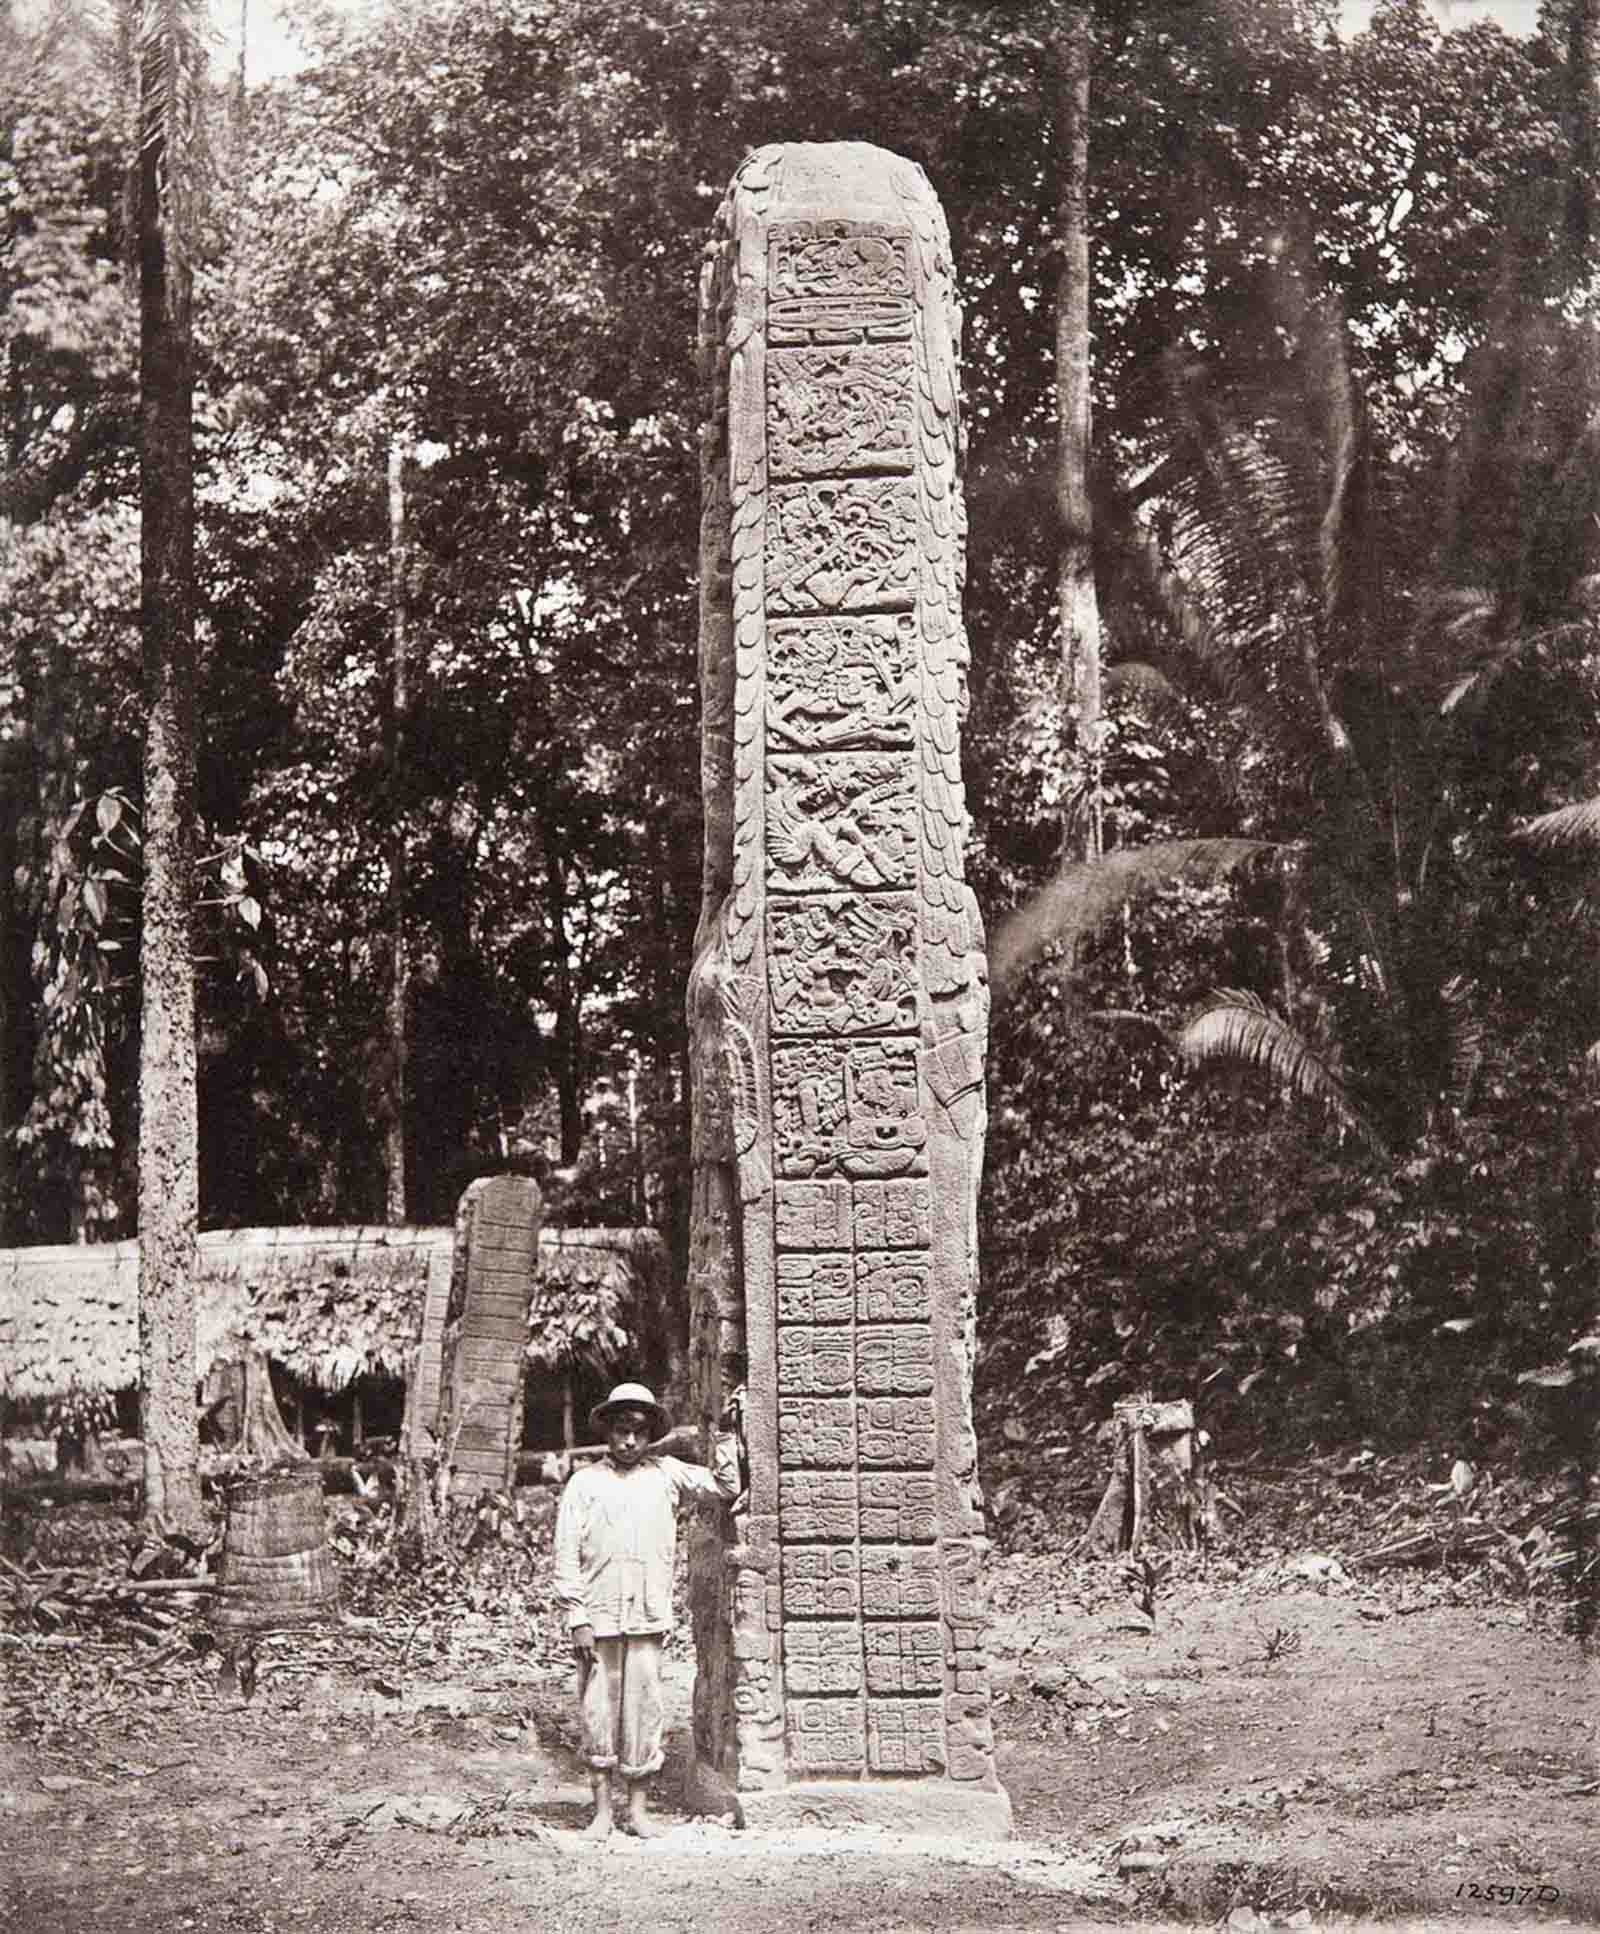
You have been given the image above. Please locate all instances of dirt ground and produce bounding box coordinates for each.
[3,1553,1595,1934]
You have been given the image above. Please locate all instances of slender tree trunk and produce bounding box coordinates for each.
[385,437,408,1224]
[0,743,21,1243]
[136,26,203,1534]
[1567,0,1596,261]
[539,819,584,1165]
[1054,4,1103,863]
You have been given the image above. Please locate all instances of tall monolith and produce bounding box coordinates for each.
[687,142,1007,1835]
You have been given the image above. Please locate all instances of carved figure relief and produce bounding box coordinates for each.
[768,221,912,303]
[768,894,918,1035]
[766,615,917,752]
[772,1039,928,1179]
[768,344,914,478]
[766,478,919,614]
[766,755,916,894]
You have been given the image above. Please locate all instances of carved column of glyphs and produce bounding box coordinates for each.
[687,142,1007,1833]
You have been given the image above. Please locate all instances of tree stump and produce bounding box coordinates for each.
[208,1347,339,1666]
[394,1341,440,1568]
[1086,1396,1217,1555]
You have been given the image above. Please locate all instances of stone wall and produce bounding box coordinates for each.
[687,141,1007,1834]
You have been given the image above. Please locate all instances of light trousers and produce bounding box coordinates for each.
[578,1633,665,1779]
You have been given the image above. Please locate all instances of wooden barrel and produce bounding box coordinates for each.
[210,1463,340,1637]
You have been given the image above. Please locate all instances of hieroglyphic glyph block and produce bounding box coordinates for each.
[867,1698,946,1774]
[860,1545,942,1620]
[864,1622,945,1694]
[776,1253,854,1324]
[777,1324,855,1395]
[857,1397,938,1468]
[689,143,1006,1828]
[855,1326,936,1395]
[783,1545,860,1619]
[859,1471,939,1543]
[789,1698,867,1775]
[779,1469,858,1542]
[785,1623,865,1695]
[855,1252,933,1322]
[852,1181,933,1251]
[774,1181,853,1250]
[777,1397,855,1468]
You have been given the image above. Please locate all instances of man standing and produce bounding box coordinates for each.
[553,1381,743,1839]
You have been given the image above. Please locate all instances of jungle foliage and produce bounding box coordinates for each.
[2,0,1598,1460]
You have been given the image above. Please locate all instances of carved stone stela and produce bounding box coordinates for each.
[688,143,1007,1833]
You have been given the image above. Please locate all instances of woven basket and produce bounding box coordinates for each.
[210,1463,340,1636]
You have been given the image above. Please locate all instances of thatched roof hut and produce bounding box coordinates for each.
[0,1224,664,1406]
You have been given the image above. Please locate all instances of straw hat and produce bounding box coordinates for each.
[589,1382,671,1442]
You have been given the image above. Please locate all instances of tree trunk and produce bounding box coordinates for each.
[1087,1397,1216,1554]
[384,436,409,1224]
[236,1347,303,1464]
[397,1264,443,1567]
[1566,0,1596,261]
[136,23,203,1536]
[0,741,29,1244]
[1054,4,1103,864]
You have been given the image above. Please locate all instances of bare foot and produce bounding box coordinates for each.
[582,1807,614,1841]
[623,1790,663,1839]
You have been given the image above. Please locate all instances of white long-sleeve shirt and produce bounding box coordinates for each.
[552,1437,741,1638]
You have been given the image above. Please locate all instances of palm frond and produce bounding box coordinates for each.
[1159,362,1350,764]
[1177,989,1381,1147]
[1167,394,1308,646]
[989,838,1277,994]
[1440,973,1483,1111]
[1098,492,1297,755]
[1102,660,1187,720]
[1088,1008,1172,1043]
[1517,795,1600,849]
[99,0,216,287]
[142,0,215,246]
[1423,612,1595,719]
